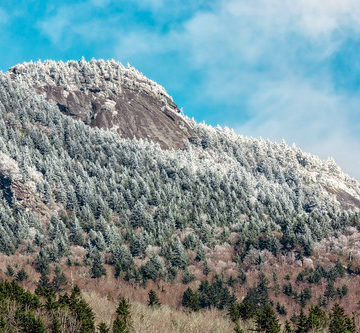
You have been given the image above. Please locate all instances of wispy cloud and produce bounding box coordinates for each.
[113,0,360,178]
[90,0,112,7]
[0,8,8,25]
[35,0,360,179]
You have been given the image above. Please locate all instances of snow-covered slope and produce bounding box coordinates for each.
[8,59,193,149]
[0,58,359,269]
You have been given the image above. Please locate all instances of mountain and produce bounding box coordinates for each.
[9,59,193,149]
[0,59,360,329]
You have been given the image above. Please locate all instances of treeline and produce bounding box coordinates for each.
[229,302,356,333]
[180,271,358,332]
[0,274,357,333]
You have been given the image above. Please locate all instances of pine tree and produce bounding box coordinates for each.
[228,302,240,323]
[69,218,84,245]
[16,268,28,282]
[148,290,161,307]
[170,238,187,269]
[113,315,127,333]
[234,324,244,333]
[244,272,270,308]
[182,269,195,284]
[112,245,134,275]
[295,309,308,333]
[6,264,14,277]
[255,304,281,333]
[51,317,61,333]
[90,249,106,278]
[307,305,327,331]
[237,301,256,321]
[329,303,355,333]
[140,254,165,282]
[182,287,200,312]
[97,322,110,333]
[51,266,67,292]
[284,320,292,333]
[113,296,131,333]
[35,248,50,275]
[203,261,210,276]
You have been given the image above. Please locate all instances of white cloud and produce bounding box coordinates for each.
[235,78,360,178]
[134,0,165,11]
[0,8,8,24]
[114,0,360,178]
[36,0,360,179]
[37,2,115,45]
[292,0,360,36]
[90,0,111,7]
[38,7,71,44]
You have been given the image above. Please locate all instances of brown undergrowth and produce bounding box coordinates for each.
[1,231,360,331]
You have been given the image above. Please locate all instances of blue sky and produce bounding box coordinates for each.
[1,0,360,179]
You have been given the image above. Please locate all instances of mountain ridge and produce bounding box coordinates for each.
[4,59,360,211]
[0,59,360,327]
[7,59,193,150]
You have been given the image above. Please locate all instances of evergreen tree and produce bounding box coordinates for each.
[329,303,355,333]
[295,309,308,333]
[170,238,188,269]
[284,320,292,333]
[244,272,270,309]
[69,218,84,245]
[16,268,28,282]
[35,248,50,275]
[182,288,200,312]
[276,302,287,316]
[113,296,131,333]
[6,265,14,277]
[203,260,210,276]
[228,302,241,323]
[237,301,256,321]
[182,269,195,284]
[148,290,161,307]
[234,324,244,333]
[307,305,327,331]
[90,249,106,278]
[97,322,110,333]
[140,254,165,282]
[51,266,67,292]
[112,245,134,275]
[255,304,281,333]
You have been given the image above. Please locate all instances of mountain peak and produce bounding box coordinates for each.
[8,59,193,149]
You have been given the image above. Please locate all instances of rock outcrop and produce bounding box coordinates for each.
[9,59,193,150]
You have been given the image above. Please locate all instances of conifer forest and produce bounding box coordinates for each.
[0,60,360,332]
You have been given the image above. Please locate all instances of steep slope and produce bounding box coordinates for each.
[0,60,360,319]
[6,60,360,212]
[8,59,193,149]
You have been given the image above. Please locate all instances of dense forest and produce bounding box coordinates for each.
[0,275,358,332]
[0,60,360,331]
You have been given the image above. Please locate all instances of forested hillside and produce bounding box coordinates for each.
[0,60,360,331]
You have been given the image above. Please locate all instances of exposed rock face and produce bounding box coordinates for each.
[5,60,360,212]
[325,187,360,210]
[302,258,314,269]
[0,152,53,219]
[8,59,193,150]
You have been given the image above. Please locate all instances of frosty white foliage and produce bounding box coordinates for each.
[7,59,179,116]
[314,227,360,262]
[0,152,21,180]
[0,59,359,266]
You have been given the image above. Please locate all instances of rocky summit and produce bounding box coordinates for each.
[9,59,193,149]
